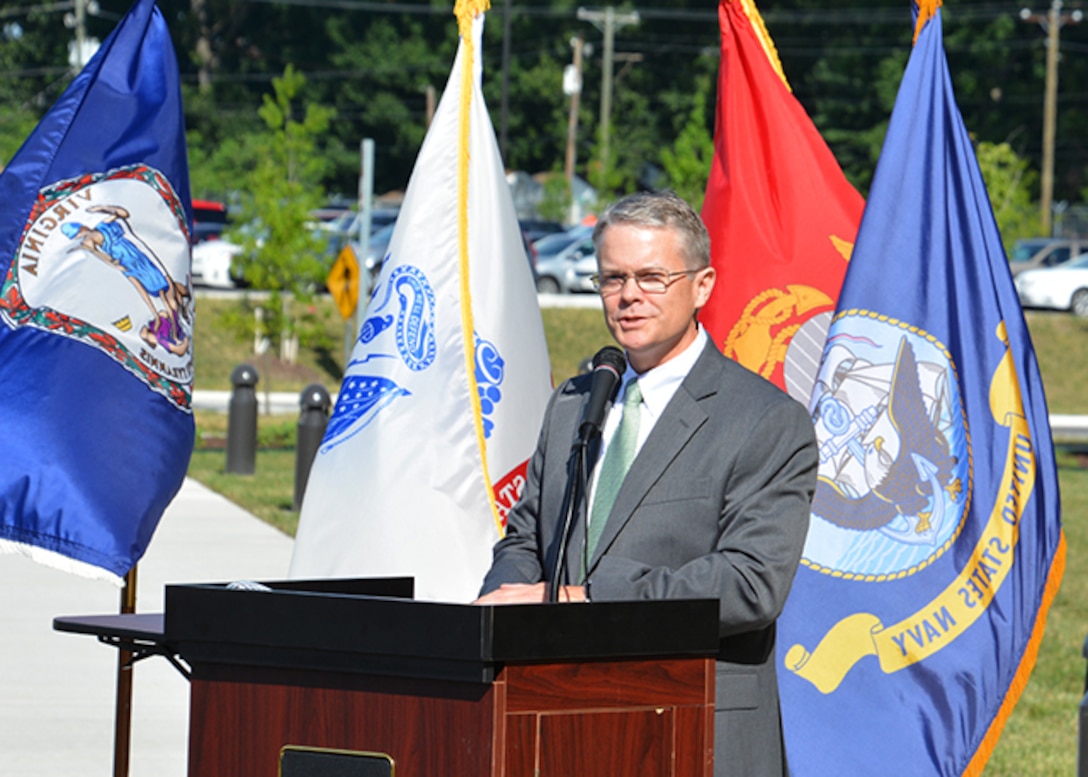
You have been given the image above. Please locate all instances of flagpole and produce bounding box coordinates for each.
[112,565,137,777]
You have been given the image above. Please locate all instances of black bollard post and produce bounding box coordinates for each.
[294,384,332,510]
[226,364,259,475]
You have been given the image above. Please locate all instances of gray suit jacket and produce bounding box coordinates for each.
[481,341,817,776]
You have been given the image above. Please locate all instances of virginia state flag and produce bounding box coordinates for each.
[0,0,194,584]
[289,0,552,602]
[699,0,864,402]
[778,2,1063,774]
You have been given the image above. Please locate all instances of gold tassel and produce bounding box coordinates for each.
[913,0,942,44]
[455,0,491,37]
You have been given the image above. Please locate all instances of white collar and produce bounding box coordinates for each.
[618,327,706,420]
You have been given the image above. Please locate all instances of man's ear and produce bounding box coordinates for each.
[693,265,715,309]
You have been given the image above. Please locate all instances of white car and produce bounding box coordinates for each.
[1014,253,1088,316]
[191,238,243,289]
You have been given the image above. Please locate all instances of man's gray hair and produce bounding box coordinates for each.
[591,190,711,269]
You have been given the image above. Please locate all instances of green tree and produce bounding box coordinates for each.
[6,0,1074,215]
[324,14,456,194]
[0,108,38,171]
[183,85,267,201]
[229,65,334,353]
[799,40,906,195]
[537,173,572,223]
[660,74,714,210]
[976,140,1040,249]
[0,6,82,168]
[231,65,334,293]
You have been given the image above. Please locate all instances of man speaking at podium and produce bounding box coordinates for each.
[477,191,818,776]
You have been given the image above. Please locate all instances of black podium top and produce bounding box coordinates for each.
[164,577,720,684]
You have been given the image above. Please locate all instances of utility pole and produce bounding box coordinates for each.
[564,34,584,218]
[1021,0,1082,236]
[425,85,436,128]
[499,0,512,159]
[74,0,85,66]
[193,0,214,92]
[65,0,100,70]
[577,6,639,193]
[349,138,375,365]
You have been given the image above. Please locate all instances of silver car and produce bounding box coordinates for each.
[534,230,597,294]
[1014,253,1088,316]
[1008,237,1088,276]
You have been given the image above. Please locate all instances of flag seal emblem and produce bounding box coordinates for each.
[806,310,969,578]
[321,375,409,453]
[0,165,193,410]
[360,264,436,371]
[723,283,838,400]
[474,332,504,439]
[325,263,438,452]
[788,311,1044,695]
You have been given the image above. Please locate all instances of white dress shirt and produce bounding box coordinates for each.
[587,326,709,521]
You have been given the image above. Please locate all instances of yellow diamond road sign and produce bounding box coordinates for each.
[327,244,359,320]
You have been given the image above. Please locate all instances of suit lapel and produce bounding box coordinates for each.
[587,343,723,572]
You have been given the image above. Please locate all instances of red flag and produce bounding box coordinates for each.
[700,0,864,402]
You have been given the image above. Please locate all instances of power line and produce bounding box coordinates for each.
[239,0,1036,25]
[0,2,75,19]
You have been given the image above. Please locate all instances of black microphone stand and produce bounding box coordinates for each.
[546,430,594,603]
[545,345,623,603]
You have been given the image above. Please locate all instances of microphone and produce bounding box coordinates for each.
[578,346,626,441]
[548,346,625,602]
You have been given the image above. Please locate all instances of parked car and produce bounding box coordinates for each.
[1014,253,1088,316]
[356,221,537,296]
[191,237,244,288]
[344,222,398,294]
[317,208,400,260]
[533,224,592,264]
[192,199,229,245]
[534,231,597,294]
[309,197,358,224]
[519,219,565,244]
[1008,237,1088,275]
[311,207,400,270]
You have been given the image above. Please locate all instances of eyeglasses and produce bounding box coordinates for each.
[590,269,700,295]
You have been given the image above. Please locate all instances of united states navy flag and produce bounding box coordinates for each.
[0,0,194,585]
[777,1,1064,773]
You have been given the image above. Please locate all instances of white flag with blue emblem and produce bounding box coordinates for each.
[289,0,552,602]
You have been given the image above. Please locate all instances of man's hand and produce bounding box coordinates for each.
[474,583,586,605]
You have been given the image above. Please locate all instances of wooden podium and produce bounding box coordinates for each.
[163,578,719,777]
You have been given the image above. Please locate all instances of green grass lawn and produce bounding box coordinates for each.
[187,298,1088,774]
[984,452,1087,775]
[188,295,612,543]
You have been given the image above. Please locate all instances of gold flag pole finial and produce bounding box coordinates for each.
[913,0,942,44]
[455,0,490,36]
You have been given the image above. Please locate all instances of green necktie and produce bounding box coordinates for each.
[585,377,642,573]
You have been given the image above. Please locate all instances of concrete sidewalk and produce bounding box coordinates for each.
[0,478,294,777]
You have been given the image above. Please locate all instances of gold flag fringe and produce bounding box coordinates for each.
[962,532,1066,775]
[455,0,490,37]
[913,0,943,44]
[733,0,791,91]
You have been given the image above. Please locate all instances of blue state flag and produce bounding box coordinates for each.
[0,0,194,585]
[777,2,1064,774]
